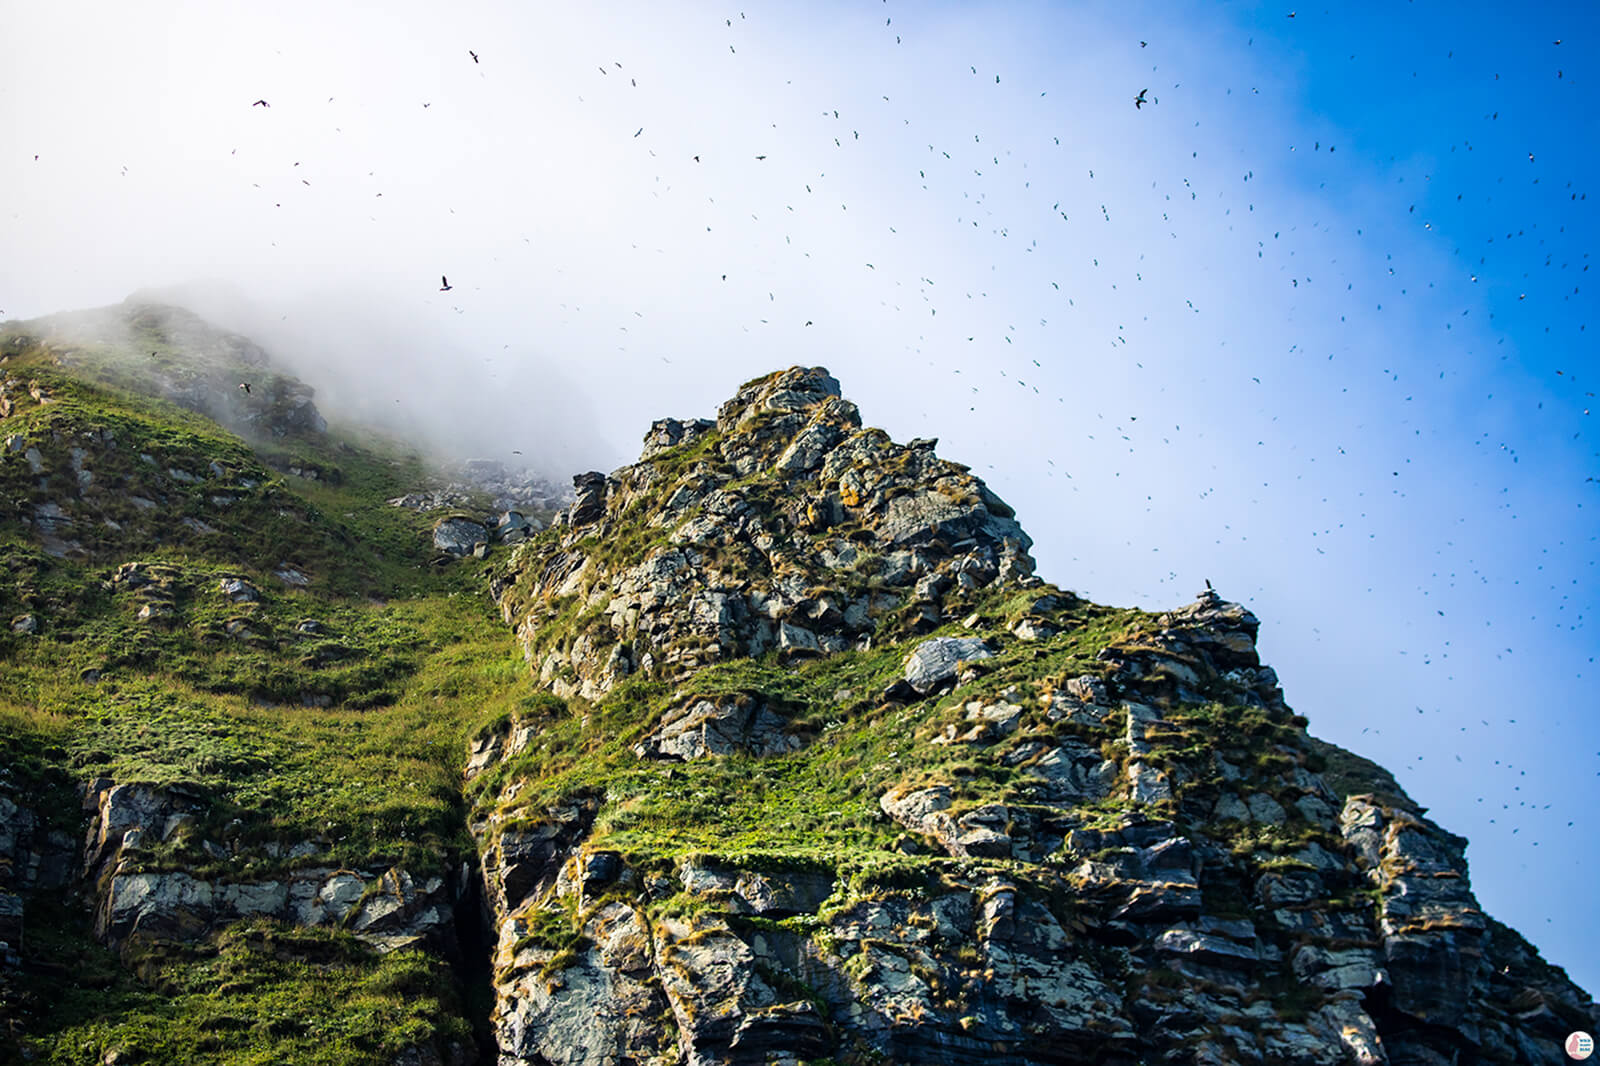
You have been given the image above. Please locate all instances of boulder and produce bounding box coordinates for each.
[902,636,992,695]
[432,517,488,556]
[217,577,260,603]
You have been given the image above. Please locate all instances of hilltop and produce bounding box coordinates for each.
[0,306,1592,1065]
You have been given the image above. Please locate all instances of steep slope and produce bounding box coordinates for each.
[0,302,563,1065]
[475,367,1597,1066]
[0,323,1592,1066]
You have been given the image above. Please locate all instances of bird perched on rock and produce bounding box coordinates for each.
[1134,88,1149,109]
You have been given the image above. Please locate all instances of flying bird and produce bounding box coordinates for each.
[1134,88,1149,109]
[440,276,452,291]
[251,100,269,108]
[1205,578,1213,590]
[238,383,251,395]
[469,50,478,63]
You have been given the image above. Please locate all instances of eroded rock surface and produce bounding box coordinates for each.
[470,370,1595,1065]
[490,367,1036,700]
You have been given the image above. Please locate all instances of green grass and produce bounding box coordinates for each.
[1,318,545,1057]
[19,919,471,1066]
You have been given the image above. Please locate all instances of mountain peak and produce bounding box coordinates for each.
[493,366,1036,701]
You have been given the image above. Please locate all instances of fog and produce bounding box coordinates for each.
[2,1,1595,990]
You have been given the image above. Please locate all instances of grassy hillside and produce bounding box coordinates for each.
[0,315,530,1063]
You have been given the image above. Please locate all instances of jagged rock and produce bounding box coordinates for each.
[1246,792,1288,824]
[1127,761,1173,803]
[217,577,259,603]
[640,416,716,460]
[1017,739,1118,803]
[493,901,667,1066]
[432,517,488,557]
[492,367,1035,701]
[902,636,992,695]
[10,614,37,635]
[78,781,450,951]
[634,694,800,761]
[1156,925,1260,968]
[272,564,309,586]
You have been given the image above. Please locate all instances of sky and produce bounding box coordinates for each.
[1,0,1595,994]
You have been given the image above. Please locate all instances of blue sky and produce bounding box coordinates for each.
[2,1,1595,992]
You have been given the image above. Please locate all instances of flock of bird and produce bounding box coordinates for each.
[16,2,1591,973]
[227,9,1587,823]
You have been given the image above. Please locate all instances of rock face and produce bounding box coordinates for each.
[468,369,1596,1066]
[1,351,1591,1065]
[491,366,1036,701]
[80,782,454,954]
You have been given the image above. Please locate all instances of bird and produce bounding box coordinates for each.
[1134,88,1149,109]
[469,50,478,63]
[251,100,269,108]
[1205,578,1213,590]
[440,276,452,291]
[238,382,251,395]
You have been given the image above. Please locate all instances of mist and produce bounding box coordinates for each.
[2,1,1595,990]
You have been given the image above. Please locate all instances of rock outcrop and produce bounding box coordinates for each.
[1,341,1591,1065]
[490,366,1036,701]
[467,368,1596,1066]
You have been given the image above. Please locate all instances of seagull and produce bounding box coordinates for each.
[251,100,269,108]
[1205,578,1213,590]
[469,50,479,63]
[238,382,251,395]
[1134,88,1149,109]
[440,276,452,291]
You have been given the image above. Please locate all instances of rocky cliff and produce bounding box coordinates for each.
[0,312,1592,1066]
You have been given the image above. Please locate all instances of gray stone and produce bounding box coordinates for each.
[433,517,488,556]
[902,636,992,694]
[218,577,260,603]
[1214,793,1250,822]
[1024,740,1118,803]
[1127,761,1173,803]
[1245,793,1288,824]
[1155,927,1260,967]
[634,696,799,761]
[272,564,309,586]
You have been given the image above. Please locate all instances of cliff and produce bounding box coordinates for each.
[0,310,1592,1065]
